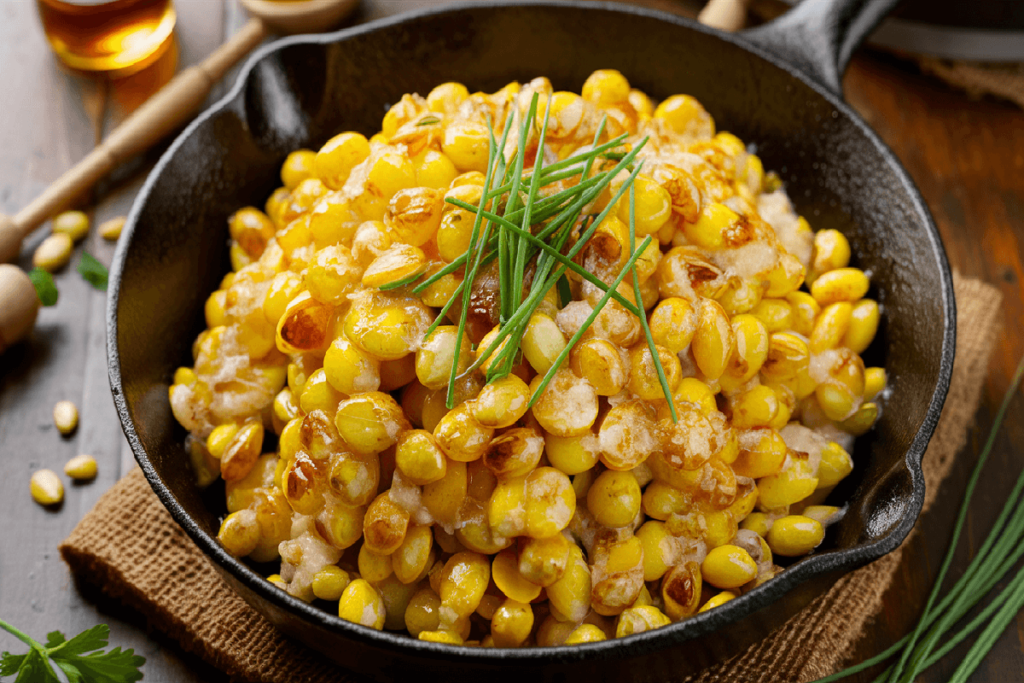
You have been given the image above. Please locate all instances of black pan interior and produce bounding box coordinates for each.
[110,1,953,675]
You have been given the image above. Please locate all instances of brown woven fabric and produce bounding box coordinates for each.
[915,59,1024,111]
[60,273,1000,683]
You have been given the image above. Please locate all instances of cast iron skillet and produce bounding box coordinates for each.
[108,0,956,679]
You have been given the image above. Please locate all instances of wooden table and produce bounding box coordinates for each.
[1,1,1021,681]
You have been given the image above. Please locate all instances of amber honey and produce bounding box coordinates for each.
[36,0,176,76]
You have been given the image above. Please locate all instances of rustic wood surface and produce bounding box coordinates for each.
[0,1,1021,681]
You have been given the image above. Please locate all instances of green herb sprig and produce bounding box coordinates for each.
[816,352,1024,683]
[0,619,145,682]
[402,94,677,417]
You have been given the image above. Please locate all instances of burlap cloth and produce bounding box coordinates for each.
[60,273,1000,683]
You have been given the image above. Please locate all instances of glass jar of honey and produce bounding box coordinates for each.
[36,0,176,76]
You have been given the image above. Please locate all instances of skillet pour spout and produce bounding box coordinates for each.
[108,1,954,679]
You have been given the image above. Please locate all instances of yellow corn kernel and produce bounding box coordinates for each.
[729,385,779,429]
[405,587,442,636]
[315,132,370,190]
[276,291,334,355]
[698,591,737,613]
[217,509,259,557]
[563,623,607,644]
[30,469,64,506]
[33,233,73,272]
[636,520,676,582]
[661,560,702,621]
[305,244,360,305]
[815,348,866,421]
[544,431,600,476]
[817,441,854,488]
[266,574,286,589]
[529,369,599,438]
[53,400,79,435]
[543,543,590,623]
[845,299,880,354]
[335,392,408,456]
[362,244,428,290]
[442,121,490,173]
[763,253,805,298]
[280,149,316,190]
[281,451,326,515]
[312,565,351,601]
[758,453,818,508]
[627,343,682,401]
[434,403,494,462]
[649,298,697,354]
[619,175,672,236]
[591,535,645,616]
[324,335,381,395]
[416,326,473,390]
[490,599,534,648]
[570,338,627,397]
[692,299,735,380]
[683,203,738,250]
[616,605,671,637]
[468,375,530,429]
[299,368,345,415]
[761,332,810,383]
[317,501,367,551]
[811,267,869,306]
[841,401,879,436]
[741,512,771,537]
[338,579,386,630]
[802,505,843,527]
[63,454,97,481]
[357,151,417,220]
[439,551,491,617]
[809,302,853,353]
[422,460,467,527]
[732,428,788,479]
[672,377,717,415]
[587,470,642,528]
[379,353,419,392]
[384,188,444,248]
[522,313,567,376]
[363,491,411,555]
[393,525,435,584]
[396,430,447,485]
[767,515,824,556]
[52,210,90,242]
[598,399,659,471]
[629,88,654,119]
[345,292,433,361]
[482,428,543,479]
[219,421,263,482]
[786,291,821,337]
[810,229,851,279]
[722,314,769,389]
[750,298,793,334]
[864,367,887,401]
[654,94,715,139]
[514,533,568,588]
[358,543,395,583]
[424,82,468,115]
[418,630,464,645]
[581,69,629,105]
[264,186,290,227]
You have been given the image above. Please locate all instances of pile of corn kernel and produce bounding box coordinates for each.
[168,69,886,647]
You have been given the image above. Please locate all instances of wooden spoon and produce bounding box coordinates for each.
[0,0,358,351]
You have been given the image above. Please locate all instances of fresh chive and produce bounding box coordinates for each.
[417,116,441,126]
[528,235,655,408]
[556,275,572,308]
[377,270,426,291]
[627,182,677,421]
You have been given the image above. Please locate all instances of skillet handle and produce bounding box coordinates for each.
[739,0,900,96]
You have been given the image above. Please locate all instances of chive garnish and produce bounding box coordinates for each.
[815,352,1024,683]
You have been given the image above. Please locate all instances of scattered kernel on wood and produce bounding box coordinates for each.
[52,210,90,242]
[30,469,64,506]
[99,216,126,241]
[33,233,73,272]
[64,454,98,480]
[53,400,79,435]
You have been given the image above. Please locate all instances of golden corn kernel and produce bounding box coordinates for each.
[864,367,887,401]
[364,491,411,555]
[522,313,567,376]
[661,560,702,621]
[34,233,73,272]
[280,149,317,190]
[732,428,788,479]
[758,453,818,508]
[434,403,494,462]
[616,605,671,637]
[218,509,260,557]
[811,268,870,305]
[469,375,530,429]
[64,454,97,481]
[565,624,607,644]
[818,441,854,488]
[741,512,772,537]
[649,298,697,354]
[422,460,467,527]
[810,229,851,279]
[722,314,769,389]
[809,302,853,353]
[729,385,779,429]
[418,630,464,645]
[544,432,600,476]
[358,543,395,583]
[569,338,627,397]
[841,401,879,436]
[587,470,642,528]
[618,175,672,236]
[53,210,90,242]
[335,392,408,456]
[786,291,821,337]
[53,400,79,435]
[692,299,735,380]
[654,94,715,140]
[683,203,738,250]
[442,121,490,173]
[440,551,491,617]
[844,299,880,354]
[30,469,64,506]
[529,370,598,438]
[491,599,535,648]
[767,515,824,556]
[761,332,810,383]
[598,399,659,471]
[393,525,434,584]
[312,565,351,601]
[627,343,682,401]
[698,591,737,613]
[338,579,386,629]
[396,430,447,485]
[315,132,370,190]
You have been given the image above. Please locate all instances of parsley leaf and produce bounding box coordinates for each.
[0,620,144,683]
[28,268,59,306]
[76,252,108,291]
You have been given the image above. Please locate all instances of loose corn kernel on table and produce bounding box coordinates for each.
[1,0,1024,681]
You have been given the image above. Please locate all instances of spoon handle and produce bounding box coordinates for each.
[0,17,267,264]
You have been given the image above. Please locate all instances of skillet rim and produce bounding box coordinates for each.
[107,0,956,663]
